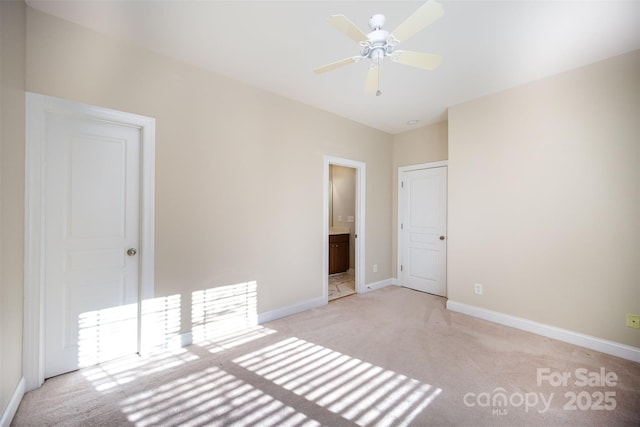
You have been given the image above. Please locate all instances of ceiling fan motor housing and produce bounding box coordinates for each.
[367,29,389,44]
[364,26,393,63]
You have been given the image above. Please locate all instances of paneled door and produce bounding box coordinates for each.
[399,166,447,296]
[44,113,141,378]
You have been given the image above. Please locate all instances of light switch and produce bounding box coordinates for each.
[347,216,354,223]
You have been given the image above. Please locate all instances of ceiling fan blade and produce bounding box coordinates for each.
[391,50,442,70]
[314,57,359,74]
[328,14,368,43]
[364,65,379,93]
[390,0,444,44]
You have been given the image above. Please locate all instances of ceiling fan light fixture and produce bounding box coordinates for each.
[370,47,385,63]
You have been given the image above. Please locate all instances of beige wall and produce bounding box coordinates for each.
[448,50,640,347]
[25,7,393,332]
[1,0,26,416]
[391,121,448,276]
[0,0,26,416]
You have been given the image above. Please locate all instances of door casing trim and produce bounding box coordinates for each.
[23,93,155,390]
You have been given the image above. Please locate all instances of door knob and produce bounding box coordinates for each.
[127,248,137,256]
[439,236,445,240]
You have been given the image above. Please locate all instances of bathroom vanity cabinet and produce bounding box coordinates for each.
[329,233,350,274]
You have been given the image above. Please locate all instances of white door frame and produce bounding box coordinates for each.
[397,160,447,289]
[323,156,366,299]
[23,93,155,391]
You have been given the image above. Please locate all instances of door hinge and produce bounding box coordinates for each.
[401,265,403,272]
[401,181,404,188]
[401,223,403,230]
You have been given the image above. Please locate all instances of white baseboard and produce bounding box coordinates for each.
[1,377,25,427]
[180,331,193,347]
[446,300,640,363]
[257,278,394,323]
[159,288,391,349]
[258,296,327,324]
[361,278,394,293]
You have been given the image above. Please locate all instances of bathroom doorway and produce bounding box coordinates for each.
[323,156,365,301]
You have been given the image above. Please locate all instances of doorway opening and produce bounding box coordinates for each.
[329,165,356,300]
[24,93,155,390]
[323,156,365,302]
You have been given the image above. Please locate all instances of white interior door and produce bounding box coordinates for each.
[399,166,447,296]
[44,113,141,378]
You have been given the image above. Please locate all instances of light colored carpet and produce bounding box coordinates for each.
[329,273,355,301]
[12,286,640,426]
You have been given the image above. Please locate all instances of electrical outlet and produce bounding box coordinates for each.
[474,283,483,295]
[373,264,378,273]
[626,314,640,329]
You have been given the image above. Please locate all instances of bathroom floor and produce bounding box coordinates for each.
[328,272,355,301]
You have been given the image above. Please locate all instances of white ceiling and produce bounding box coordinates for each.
[27,0,640,134]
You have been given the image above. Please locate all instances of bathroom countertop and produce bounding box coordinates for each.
[329,227,351,235]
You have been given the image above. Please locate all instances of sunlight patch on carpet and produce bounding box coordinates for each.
[119,366,322,427]
[81,348,199,392]
[79,293,194,393]
[233,337,442,426]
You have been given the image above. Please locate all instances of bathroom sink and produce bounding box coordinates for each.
[329,227,350,235]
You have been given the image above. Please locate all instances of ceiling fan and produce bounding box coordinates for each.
[314,0,444,96]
